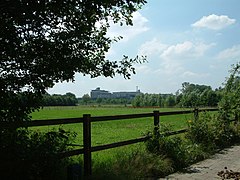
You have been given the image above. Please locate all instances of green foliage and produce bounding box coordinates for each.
[144,63,240,176]
[187,113,232,149]
[177,82,221,107]
[132,93,176,107]
[131,86,221,108]
[0,0,146,122]
[183,63,240,152]
[184,62,240,149]
[145,131,208,170]
[218,63,240,123]
[0,128,76,180]
[81,94,91,105]
[0,92,42,122]
[186,113,214,147]
[78,97,132,105]
[42,92,78,106]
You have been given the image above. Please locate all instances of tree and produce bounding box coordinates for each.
[205,90,218,107]
[131,93,178,107]
[96,97,103,105]
[64,92,78,106]
[82,94,91,105]
[178,82,217,107]
[0,0,147,122]
[219,63,240,121]
[41,92,78,106]
[164,94,176,107]
[157,95,163,107]
[132,94,143,107]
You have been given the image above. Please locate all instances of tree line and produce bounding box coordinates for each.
[79,94,132,105]
[131,82,223,108]
[39,82,223,107]
[42,92,78,106]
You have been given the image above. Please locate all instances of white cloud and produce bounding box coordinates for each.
[181,71,210,78]
[135,65,152,74]
[160,41,214,59]
[107,12,149,42]
[161,41,193,59]
[158,41,213,76]
[159,60,184,75]
[217,44,240,60]
[138,39,214,61]
[192,14,236,30]
[138,38,168,57]
[137,39,214,77]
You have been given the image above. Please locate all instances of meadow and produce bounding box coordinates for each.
[31,105,195,176]
[31,106,194,146]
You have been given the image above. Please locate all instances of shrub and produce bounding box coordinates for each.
[218,63,240,124]
[145,129,208,170]
[186,112,240,149]
[0,128,76,180]
[186,113,216,149]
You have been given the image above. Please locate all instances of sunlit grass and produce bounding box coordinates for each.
[31,106,193,146]
[30,106,195,178]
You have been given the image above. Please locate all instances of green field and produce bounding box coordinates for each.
[31,106,193,145]
[31,106,195,175]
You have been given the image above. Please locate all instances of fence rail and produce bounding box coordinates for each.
[1,107,218,176]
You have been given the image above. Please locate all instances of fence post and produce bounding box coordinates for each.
[194,108,199,122]
[153,111,160,135]
[83,114,92,177]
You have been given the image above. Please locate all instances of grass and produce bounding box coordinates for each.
[31,106,193,146]
[31,105,190,119]
[30,106,195,178]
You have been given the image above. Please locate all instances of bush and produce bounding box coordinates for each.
[218,63,240,124]
[186,112,240,149]
[0,128,76,180]
[145,111,240,176]
[186,113,216,149]
[145,129,208,170]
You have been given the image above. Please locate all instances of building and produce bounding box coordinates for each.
[90,87,141,99]
[90,87,112,99]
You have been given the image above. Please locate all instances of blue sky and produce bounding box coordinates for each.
[48,0,240,97]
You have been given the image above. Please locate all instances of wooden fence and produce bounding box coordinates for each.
[1,108,218,176]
